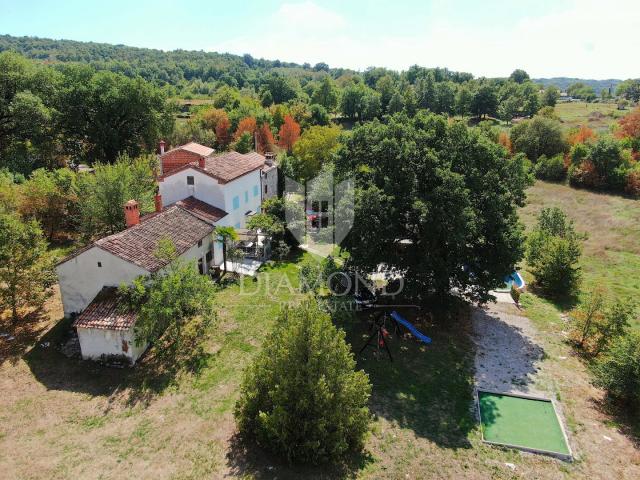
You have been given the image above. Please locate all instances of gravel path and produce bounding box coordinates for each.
[472,301,545,394]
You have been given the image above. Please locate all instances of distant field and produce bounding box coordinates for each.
[519,181,640,322]
[555,102,626,133]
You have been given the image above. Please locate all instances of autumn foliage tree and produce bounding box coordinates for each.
[498,131,512,154]
[277,115,301,153]
[215,115,231,149]
[256,122,275,154]
[569,125,596,145]
[198,107,228,131]
[617,107,640,147]
[234,117,257,141]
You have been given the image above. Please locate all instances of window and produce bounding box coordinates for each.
[187,175,194,185]
[311,200,320,213]
[198,240,202,247]
[253,185,259,197]
[321,216,329,228]
[244,190,249,203]
[97,262,102,268]
[206,251,212,265]
[198,258,204,274]
[264,184,268,194]
[321,200,329,213]
[232,195,240,210]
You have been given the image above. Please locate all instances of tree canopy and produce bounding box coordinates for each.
[335,112,531,303]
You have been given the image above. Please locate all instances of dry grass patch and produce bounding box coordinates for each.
[520,181,640,317]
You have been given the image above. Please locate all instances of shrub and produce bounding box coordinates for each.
[526,207,582,297]
[272,240,291,260]
[626,169,640,197]
[234,299,371,464]
[593,332,640,408]
[510,284,521,304]
[119,239,216,353]
[510,115,566,161]
[569,289,635,356]
[533,154,566,181]
[299,259,323,293]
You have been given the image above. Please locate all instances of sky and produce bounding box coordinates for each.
[1,0,638,79]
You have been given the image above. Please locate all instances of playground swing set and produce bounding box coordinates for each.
[358,309,432,361]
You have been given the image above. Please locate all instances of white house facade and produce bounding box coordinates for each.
[55,143,278,365]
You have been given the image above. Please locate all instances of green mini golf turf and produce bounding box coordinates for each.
[478,391,570,456]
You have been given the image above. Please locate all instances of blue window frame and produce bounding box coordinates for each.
[244,190,249,203]
[253,185,259,197]
[232,195,240,210]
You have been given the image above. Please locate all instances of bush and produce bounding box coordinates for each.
[526,207,582,297]
[625,167,640,197]
[594,332,640,408]
[299,259,323,293]
[533,154,566,181]
[234,299,371,464]
[569,288,635,356]
[510,115,567,161]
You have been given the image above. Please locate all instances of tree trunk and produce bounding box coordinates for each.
[222,241,227,274]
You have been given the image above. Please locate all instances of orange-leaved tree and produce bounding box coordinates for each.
[199,107,228,131]
[278,115,301,153]
[617,107,640,140]
[234,117,257,141]
[215,115,231,149]
[498,131,512,154]
[568,125,596,145]
[256,123,275,154]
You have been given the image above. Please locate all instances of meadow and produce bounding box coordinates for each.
[554,101,627,133]
[519,181,640,323]
[3,202,640,479]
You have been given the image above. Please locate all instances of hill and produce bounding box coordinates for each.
[1,33,626,96]
[533,77,622,94]
[0,34,354,90]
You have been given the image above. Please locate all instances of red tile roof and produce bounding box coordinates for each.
[73,288,137,331]
[59,198,227,272]
[203,151,266,182]
[175,196,228,224]
[95,205,215,271]
[159,151,267,184]
[162,142,214,158]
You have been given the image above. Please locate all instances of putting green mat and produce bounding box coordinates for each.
[478,391,570,456]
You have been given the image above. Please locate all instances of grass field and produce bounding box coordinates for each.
[1,248,613,479]
[554,102,626,133]
[519,181,640,322]
[2,187,640,478]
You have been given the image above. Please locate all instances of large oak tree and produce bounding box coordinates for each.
[335,112,531,303]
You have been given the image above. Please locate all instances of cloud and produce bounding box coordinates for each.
[211,0,640,78]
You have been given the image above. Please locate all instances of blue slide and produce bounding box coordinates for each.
[390,311,432,345]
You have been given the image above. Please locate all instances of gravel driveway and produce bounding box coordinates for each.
[472,301,545,394]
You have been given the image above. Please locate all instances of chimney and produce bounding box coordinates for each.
[124,200,140,228]
[198,157,206,168]
[154,194,163,213]
[159,140,166,155]
[265,151,276,166]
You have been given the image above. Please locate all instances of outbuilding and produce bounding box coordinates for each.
[73,287,147,365]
